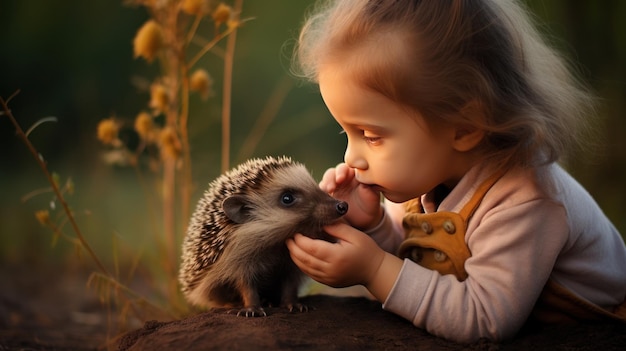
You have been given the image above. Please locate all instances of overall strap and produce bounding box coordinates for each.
[398,171,505,280]
[458,170,505,220]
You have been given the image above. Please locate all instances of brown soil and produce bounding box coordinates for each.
[117,295,626,351]
[2,262,625,351]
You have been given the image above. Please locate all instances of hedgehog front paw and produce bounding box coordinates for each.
[286,303,308,313]
[231,306,267,317]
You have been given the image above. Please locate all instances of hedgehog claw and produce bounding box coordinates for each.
[286,303,308,313]
[231,306,267,317]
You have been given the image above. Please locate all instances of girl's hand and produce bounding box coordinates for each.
[319,163,382,231]
[287,222,385,288]
[286,222,404,302]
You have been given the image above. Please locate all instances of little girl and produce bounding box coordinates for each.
[285,0,626,343]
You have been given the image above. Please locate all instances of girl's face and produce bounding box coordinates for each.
[319,66,472,203]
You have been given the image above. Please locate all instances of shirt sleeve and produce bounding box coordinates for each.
[365,200,406,253]
[383,198,569,343]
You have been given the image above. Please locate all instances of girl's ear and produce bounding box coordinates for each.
[452,101,486,152]
[452,125,485,152]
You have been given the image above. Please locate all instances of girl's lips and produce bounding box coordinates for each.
[360,183,383,193]
[355,174,384,192]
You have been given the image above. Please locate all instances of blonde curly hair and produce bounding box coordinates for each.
[293,0,596,169]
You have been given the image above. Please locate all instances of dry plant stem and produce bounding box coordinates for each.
[186,14,202,45]
[21,186,53,203]
[162,162,176,285]
[179,63,192,228]
[237,76,293,162]
[181,13,244,238]
[187,26,237,68]
[162,158,177,301]
[161,6,182,285]
[88,272,177,320]
[0,92,111,277]
[3,93,177,324]
[92,272,149,315]
[221,0,243,172]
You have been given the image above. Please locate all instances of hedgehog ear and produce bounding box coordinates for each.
[222,195,252,224]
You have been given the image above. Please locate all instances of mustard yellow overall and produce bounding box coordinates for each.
[397,172,626,324]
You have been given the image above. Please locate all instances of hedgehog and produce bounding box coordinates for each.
[179,156,348,317]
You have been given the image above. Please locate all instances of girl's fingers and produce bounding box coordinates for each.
[288,234,329,265]
[334,163,352,184]
[323,222,357,243]
[320,163,354,194]
[287,235,332,280]
[320,168,338,193]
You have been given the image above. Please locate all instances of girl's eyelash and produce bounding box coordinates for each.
[363,135,382,144]
[338,128,380,144]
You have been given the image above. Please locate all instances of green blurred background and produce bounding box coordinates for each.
[1,0,625,265]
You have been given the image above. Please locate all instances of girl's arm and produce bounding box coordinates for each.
[383,199,568,342]
[365,199,406,253]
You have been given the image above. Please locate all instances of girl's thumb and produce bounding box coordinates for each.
[323,222,356,243]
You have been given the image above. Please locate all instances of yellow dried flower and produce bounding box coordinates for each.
[35,210,50,226]
[159,126,181,160]
[97,118,120,146]
[226,18,240,31]
[134,111,154,140]
[212,3,232,25]
[190,69,213,100]
[182,0,209,16]
[133,19,163,62]
[149,83,169,115]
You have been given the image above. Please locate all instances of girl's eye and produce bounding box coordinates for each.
[363,133,382,145]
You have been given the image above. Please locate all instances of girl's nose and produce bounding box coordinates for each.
[344,142,368,170]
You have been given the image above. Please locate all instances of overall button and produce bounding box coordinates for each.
[443,220,456,234]
[420,221,433,234]
[409,247,424,263]
[433,250,447,262]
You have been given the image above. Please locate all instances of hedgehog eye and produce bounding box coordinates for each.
[280,192,296,207]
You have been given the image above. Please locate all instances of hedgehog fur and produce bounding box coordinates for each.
[179,156,348,316]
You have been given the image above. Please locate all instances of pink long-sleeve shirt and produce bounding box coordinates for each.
[368,162,626,343]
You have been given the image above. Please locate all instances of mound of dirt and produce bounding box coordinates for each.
[116,295,626,351]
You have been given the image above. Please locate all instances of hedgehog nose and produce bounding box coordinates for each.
[336,201,348,215]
